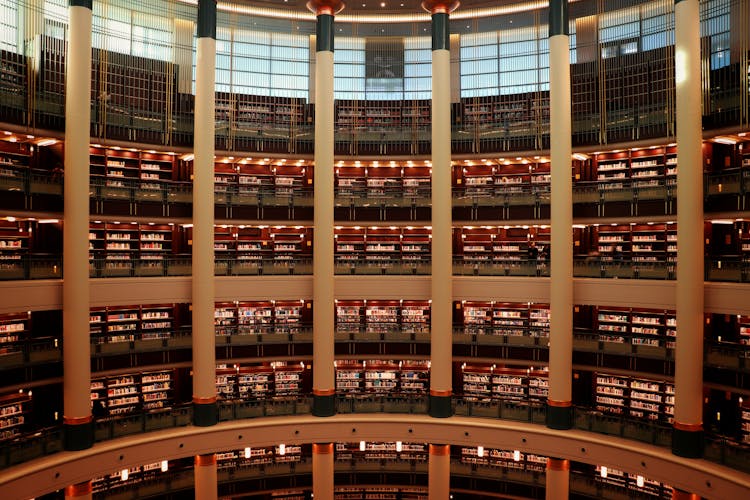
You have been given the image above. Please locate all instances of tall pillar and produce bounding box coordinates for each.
[423,0,459,419]
[545,458,570,500]
[673,0,704,458]
[63,0,93,451]
[672,489,701,500]
[192,0,218,427]
[428,444,450,499]
[547,0,574,430]
[312,443,334,499]
[308,0,344,417]
[64,481,92,500]
[194,454,218,500]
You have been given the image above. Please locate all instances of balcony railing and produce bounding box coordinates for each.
[3,168,749,217]
[2,395,750,477]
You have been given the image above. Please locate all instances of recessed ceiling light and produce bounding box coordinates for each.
[381,2,386,6]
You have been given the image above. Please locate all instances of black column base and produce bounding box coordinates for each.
[546,403,573,430]
[193,402,218,427]
[429,394,453,418]
[672,427,704,458]
[64,420,94,451]
[312,393,336,417]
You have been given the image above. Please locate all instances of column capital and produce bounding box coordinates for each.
[307,0,345,16]
[65,480,92,498]
[421,0,459,14]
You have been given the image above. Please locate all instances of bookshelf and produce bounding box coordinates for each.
[238,366,274,399]
[273,363,304,397]
[528,304,551,337]
[462,301,493,334]
[0,141,30,178]
[140,370,173,411]
[137,223,173,274]
[89,304,175,343]
[274,165,306,196]
[214,303,238,336]
[494,163,530,193]
[401,227,431,264]
[335,361,364,394]
[595,373,674,423]
[236,226,271,269]
[0,219,30,278]
[270,226,308,263]
[91,374,140,416]
[365,228,401,265]
[595,152,629,189]
[0,392,30,441]
[400,361,429,393]
[596,307,630,344]
[402,166,431,196]
[274,301,304,334]
[741,401,750,444]
[491,369,527,400]
[462,365,492,402]
[630,148,667,188]
[492,303,527,337]
[596,224,631,262]
[0,312,29,352]
[365,301,400,334]
[238,301,274,335]
[596,306,676,348]
[105,305,140,343]
[216,365,238,399]
[237,163,273,194]
[336,300,364,334]
[400,300,430,334]
[103,222,139,275]
[459,229,493,264]
[335,227,366,266]
[336,166,367,195]
[367,166,402,196]
[364,361,399,394]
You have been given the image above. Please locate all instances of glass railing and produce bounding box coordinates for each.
[2,395,750,476]
[5,327,747,370]
[3,255,748,281]
[3,167,748,217]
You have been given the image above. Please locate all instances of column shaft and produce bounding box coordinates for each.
[192,0,217,427]
[65,480,92,500]
[430,11,453,418]
[194,454,218,500]
[428,444,450,499]
[312,13,336,417]
[545,458,570,500]
[673,0,704,458]
[313,443,334,499]
[548,0,573,430]
[63,0,93,451]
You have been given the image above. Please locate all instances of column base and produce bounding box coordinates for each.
[546,402,573,430]
[429,394,453,418]
[64,419,94,451]
[193,401,218,427]
[672,426,704,458]
[312,393,336,417]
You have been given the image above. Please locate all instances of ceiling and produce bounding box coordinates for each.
[238,0,523,16]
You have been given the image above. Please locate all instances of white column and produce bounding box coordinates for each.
[313,443,334,499]
[428,444,450,500]
[423,1,456,418]
[64,481,92,500]
[63,0,93,451]
[545,458,570,500]
[194,454,218,500]
[192,0,217,426]
[673,0,704,458]
[547,0,573,430]
[308,2,343,416]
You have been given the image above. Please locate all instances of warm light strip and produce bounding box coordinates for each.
[176,0,557,24]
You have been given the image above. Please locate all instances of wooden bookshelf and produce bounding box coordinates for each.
[0,392,30,441]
